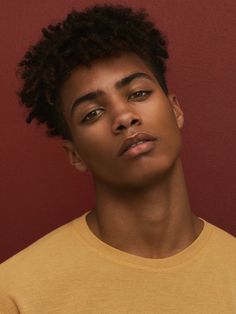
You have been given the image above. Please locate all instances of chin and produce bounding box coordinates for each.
[111,156,181,190]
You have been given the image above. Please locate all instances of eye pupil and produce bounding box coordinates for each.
[137,91,144,96]
[88,110,98,119]
[90,110,97,116]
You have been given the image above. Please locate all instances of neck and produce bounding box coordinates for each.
[86,159,203,258]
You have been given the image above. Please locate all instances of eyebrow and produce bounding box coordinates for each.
[69,72,154,117]
[115,72,154,89]
[70,91,103,118]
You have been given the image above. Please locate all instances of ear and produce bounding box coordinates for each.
[168,94,184,129]
[63,141,88,172]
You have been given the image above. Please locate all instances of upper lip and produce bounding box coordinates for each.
[118,132,158,156]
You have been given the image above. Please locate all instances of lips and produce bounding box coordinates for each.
[118,132,158,156]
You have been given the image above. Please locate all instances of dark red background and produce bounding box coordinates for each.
[1,0,236,263]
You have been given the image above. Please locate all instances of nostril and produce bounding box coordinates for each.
[131,119,139,126]
[113,114,142,134]
[117,125,126,131]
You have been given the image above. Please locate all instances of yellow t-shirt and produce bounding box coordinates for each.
[0,211,236,313]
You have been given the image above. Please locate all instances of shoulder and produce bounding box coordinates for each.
[0,212,88,292]
[207,220,236,244]
[204,219,236,261]
[0,289,19,313]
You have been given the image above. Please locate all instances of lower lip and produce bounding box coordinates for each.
[122,140,156,159]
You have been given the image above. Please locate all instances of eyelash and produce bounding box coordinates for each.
[81,90,152,123]
[128,90,152,101]
[81,108,104,123]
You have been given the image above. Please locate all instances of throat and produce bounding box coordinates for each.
[87,159,202,259]
[86,207,203,259]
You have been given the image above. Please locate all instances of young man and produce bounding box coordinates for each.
[0,4,235,313]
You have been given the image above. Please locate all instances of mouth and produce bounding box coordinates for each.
[118,132,158,157]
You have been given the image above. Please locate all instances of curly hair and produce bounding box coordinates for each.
[18,4,169,139]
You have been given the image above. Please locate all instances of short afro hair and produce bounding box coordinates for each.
[18,4,169,139]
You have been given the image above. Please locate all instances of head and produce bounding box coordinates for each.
[18,4,169,140]
[18,4,184,189]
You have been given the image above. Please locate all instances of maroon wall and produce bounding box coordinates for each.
[1,0,236,262]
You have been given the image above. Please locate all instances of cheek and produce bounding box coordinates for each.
[142,100,177,132]
[71,126,113,163]
[143,103,182,155]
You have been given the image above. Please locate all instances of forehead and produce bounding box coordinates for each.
[60,53,157,104]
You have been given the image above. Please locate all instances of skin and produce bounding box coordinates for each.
[61,53,203,259]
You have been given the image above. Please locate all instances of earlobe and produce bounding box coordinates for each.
[63,141,88,172]
[168,94,184,129]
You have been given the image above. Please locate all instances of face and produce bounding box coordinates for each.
[61,53,184,189]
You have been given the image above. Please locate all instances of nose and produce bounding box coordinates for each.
[111,106,142,134]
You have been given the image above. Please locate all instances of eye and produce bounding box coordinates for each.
[128,90,152,101]
[81,108,104,123]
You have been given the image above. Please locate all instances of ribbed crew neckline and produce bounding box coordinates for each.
[72,211,213,271]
